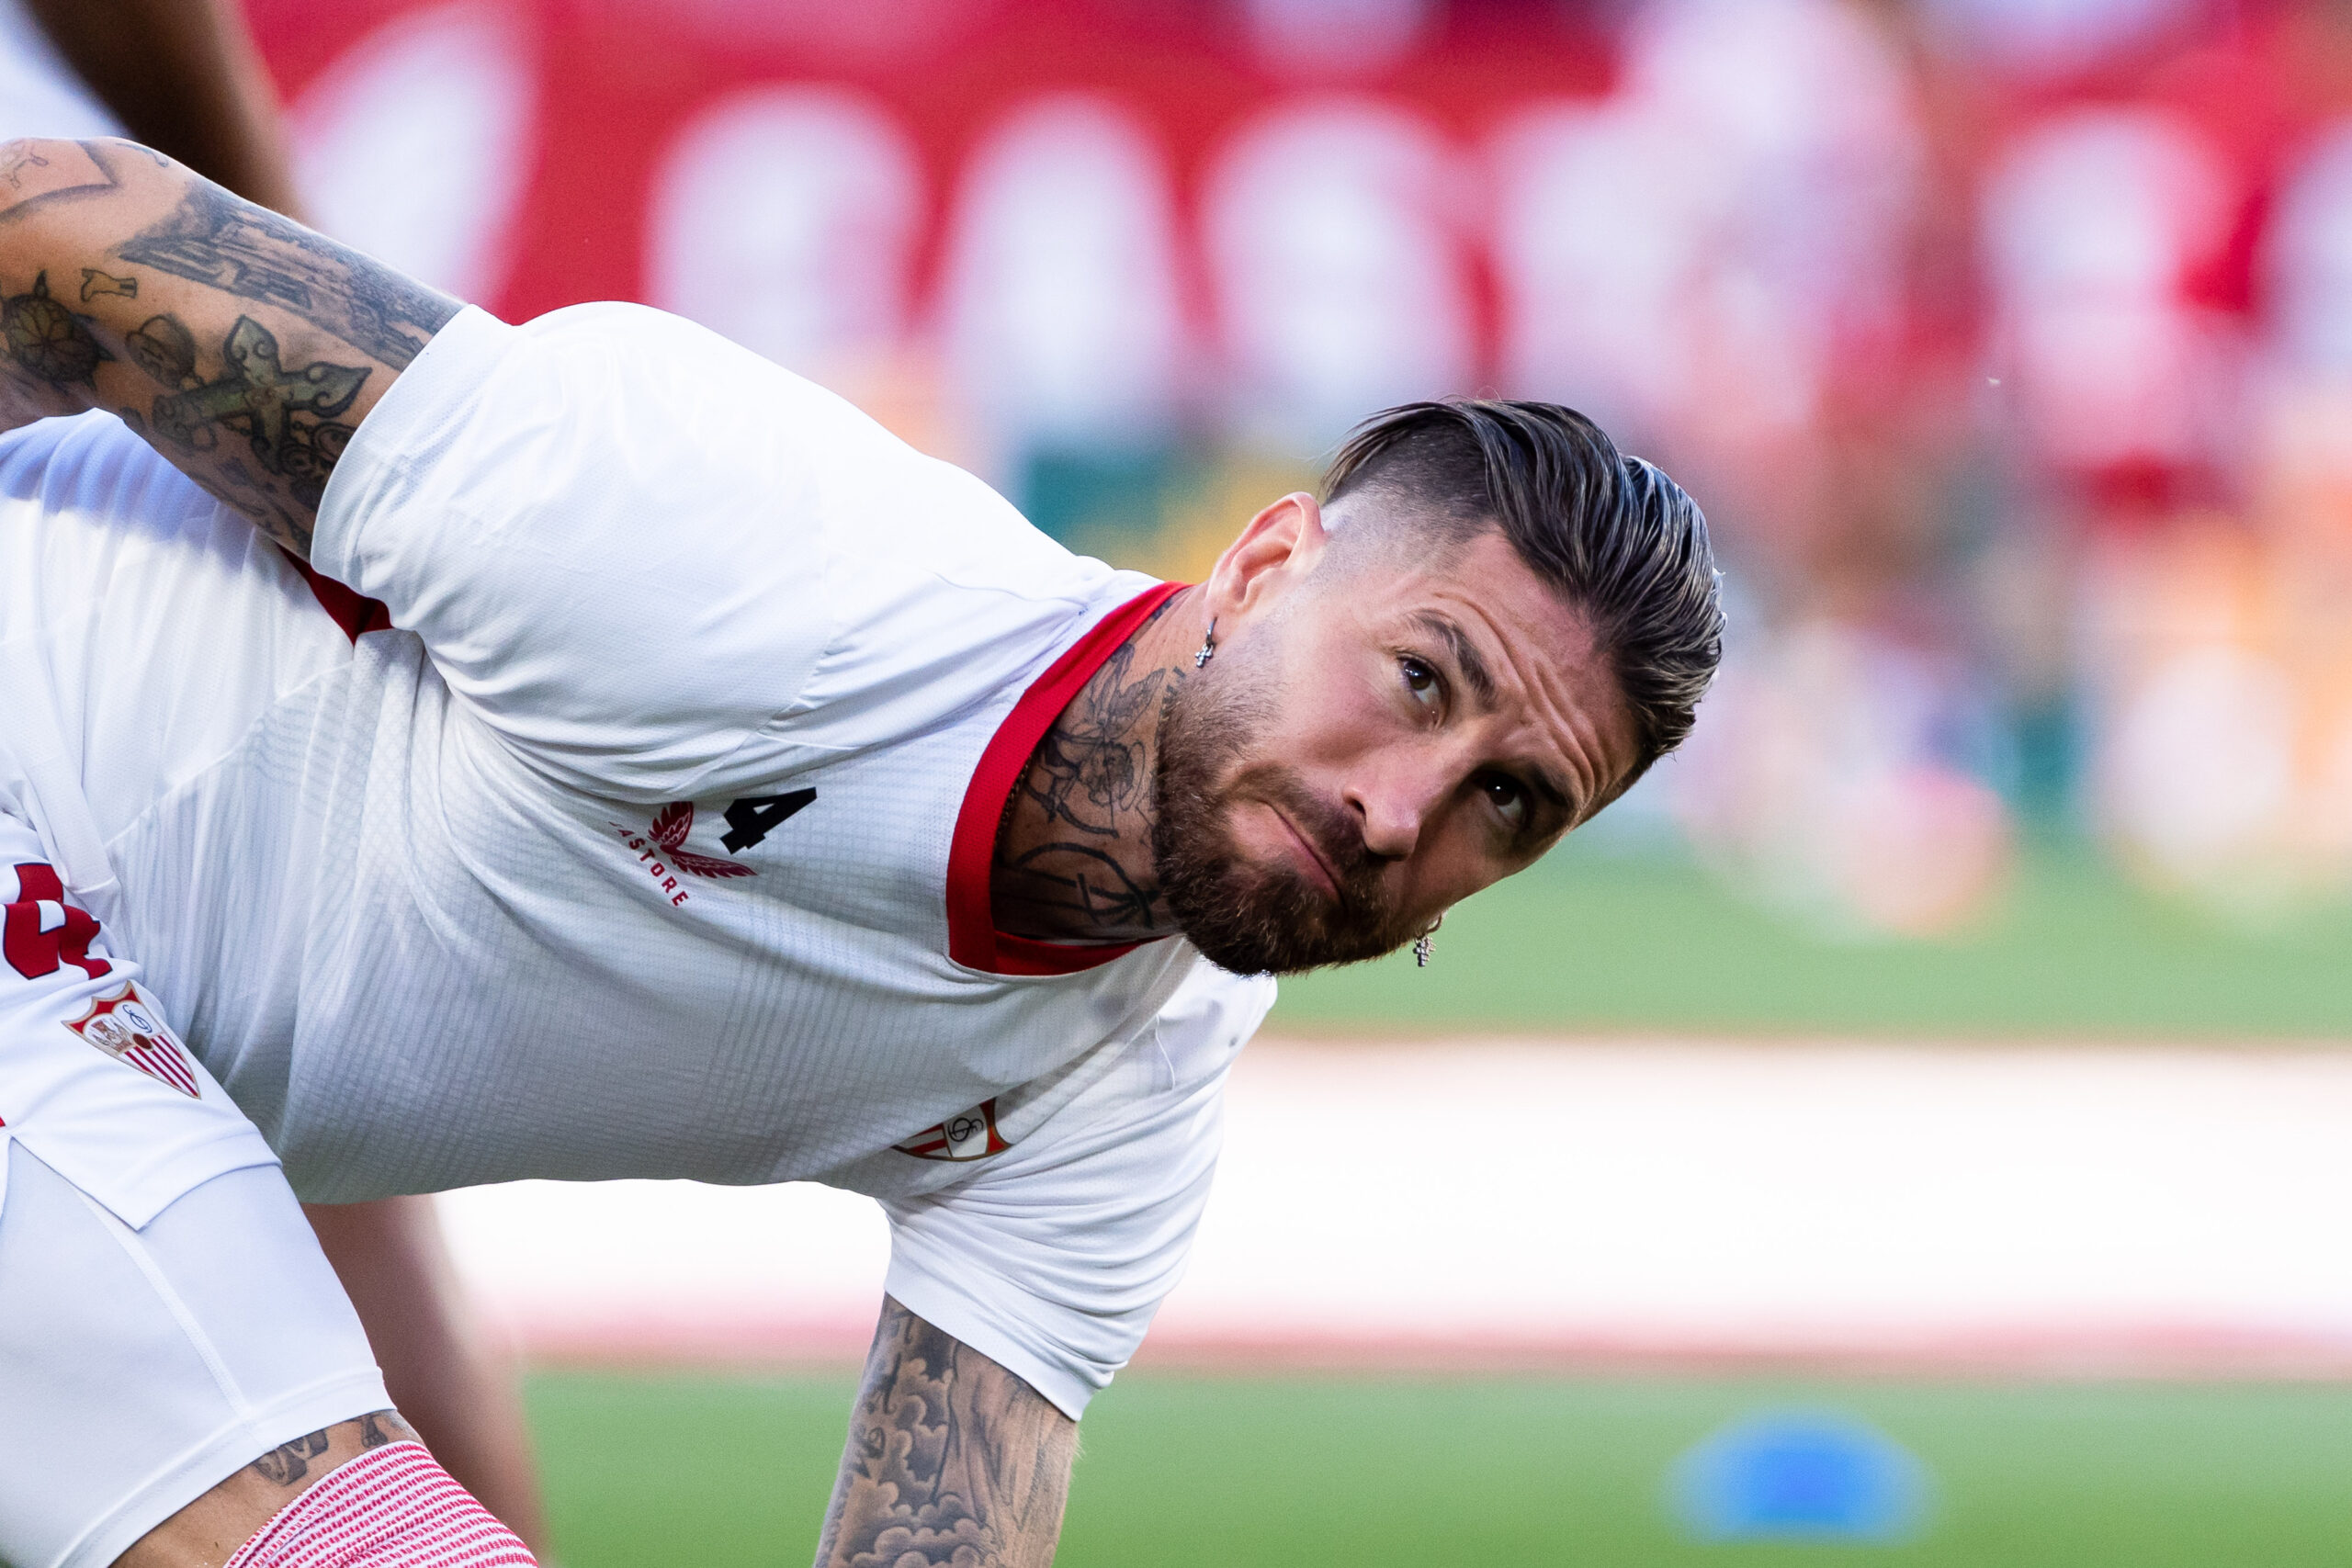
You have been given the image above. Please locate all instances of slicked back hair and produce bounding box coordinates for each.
[1322,400,1723,783]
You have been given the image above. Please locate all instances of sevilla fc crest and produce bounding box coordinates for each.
[64,983,199,1098]
[895,1099,1011,1162]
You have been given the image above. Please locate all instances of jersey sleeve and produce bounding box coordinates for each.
[876,966,1275,1419]
[311,303,1107,798]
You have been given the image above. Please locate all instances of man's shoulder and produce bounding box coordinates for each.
[509,302,1047,553]
[322,296,1156,790]
[511,299,772,378]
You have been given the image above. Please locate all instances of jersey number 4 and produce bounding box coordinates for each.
[722,790,817,853]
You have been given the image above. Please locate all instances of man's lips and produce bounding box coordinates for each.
[1268,804,1342,902]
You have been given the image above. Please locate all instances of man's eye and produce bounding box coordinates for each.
[1399,656,1439,704]
[1484,774,1528,830]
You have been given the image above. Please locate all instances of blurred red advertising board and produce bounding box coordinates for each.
[244,0,1612,333]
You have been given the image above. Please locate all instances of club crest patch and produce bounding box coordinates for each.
[895,1099,1011,1162]
[63,982,199,1098]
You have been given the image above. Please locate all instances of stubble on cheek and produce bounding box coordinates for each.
[1151,625,1430,975]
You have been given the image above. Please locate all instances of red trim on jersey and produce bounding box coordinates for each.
[945,581,1187,976]
[287,554,390,642]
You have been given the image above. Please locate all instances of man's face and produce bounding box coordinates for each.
[1153,522,1640,975]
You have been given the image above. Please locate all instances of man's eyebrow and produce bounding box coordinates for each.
[1406,610,1583,822]
[1408,611,1497,706]
[1411,606,1580,822]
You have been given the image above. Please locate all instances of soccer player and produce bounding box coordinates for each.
[0,139,1720,1568]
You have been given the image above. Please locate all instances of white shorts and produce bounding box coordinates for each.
[0,814,390,1568]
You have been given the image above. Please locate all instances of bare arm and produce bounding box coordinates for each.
[0,136,458,558]
[817,1298,1078,1568]
[25,0,305,216]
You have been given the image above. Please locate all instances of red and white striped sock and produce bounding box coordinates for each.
[223,1442,537,1568]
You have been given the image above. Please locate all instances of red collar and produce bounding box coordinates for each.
[945,581,1187,976]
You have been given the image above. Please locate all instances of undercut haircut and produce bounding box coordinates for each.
[1322,399,1724,782]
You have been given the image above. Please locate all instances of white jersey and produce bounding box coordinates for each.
[0,304,1275,1416]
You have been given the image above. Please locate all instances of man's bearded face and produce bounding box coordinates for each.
[1149,525,1642,976]
[1150,633,1428,976]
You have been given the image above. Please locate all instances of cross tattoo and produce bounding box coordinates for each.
[153,315,368,460]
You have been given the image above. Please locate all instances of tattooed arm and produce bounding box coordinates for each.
[119,1410,418,1566]
[817,1298,1078,1568]
[0,136,458,558]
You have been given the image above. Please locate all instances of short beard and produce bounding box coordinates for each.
[1150,639,1424,976]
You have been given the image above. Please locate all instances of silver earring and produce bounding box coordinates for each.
[1193,617,1217,669]
[1414,912,1442,967]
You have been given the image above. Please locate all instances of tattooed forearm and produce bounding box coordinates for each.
[115,177,455,369]
[815,1299,1077,1568]
[79,267,134,300]
[0,270,109,388]
[125,309,193,382]
[107,304,357,549]
[147,313,367,513]
[0,137,464,558]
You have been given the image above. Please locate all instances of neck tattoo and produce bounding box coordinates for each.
[991,597,1195,945]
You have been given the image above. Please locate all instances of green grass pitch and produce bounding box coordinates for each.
[1271,840,2352,1039]
[523,843,2352,1564]
[526,1370,2352,1565]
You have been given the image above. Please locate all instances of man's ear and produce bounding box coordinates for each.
[1204,491,1328,623]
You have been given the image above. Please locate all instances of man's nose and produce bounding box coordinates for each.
[1347,764,1448,861]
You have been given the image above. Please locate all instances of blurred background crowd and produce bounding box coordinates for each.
[211,0,2352,939]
